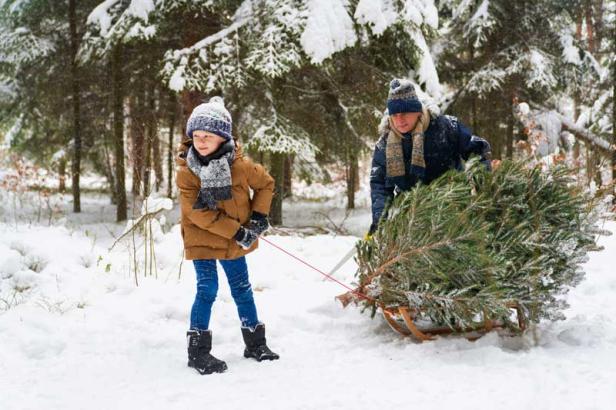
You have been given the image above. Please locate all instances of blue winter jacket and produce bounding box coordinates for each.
[369,114,492,232]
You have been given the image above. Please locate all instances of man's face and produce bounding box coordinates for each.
[391,112,421,134]
[192,130,226,156]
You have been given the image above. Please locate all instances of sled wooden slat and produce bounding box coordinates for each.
[381,302,528,342]
[382,307,412,336]
[398,307,433,341]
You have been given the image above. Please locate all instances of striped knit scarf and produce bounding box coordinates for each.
[385,107,430,179]
[186,140,235,210]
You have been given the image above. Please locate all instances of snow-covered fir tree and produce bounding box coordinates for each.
[437,0,604,161]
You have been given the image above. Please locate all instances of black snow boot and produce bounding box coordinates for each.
[241,323,280,362]
[186,329,228,375]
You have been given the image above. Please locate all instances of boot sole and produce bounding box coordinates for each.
[188,361,228,375]
[243,352,280,361]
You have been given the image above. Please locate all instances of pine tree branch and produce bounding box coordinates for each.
[177,18,250,56]
[361,235,473,290]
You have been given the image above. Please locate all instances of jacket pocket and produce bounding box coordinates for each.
[183,225,228,249]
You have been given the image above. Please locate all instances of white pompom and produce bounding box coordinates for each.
[209,96,225,106]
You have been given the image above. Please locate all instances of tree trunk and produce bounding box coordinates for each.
[283,155,293,198]
[112,43,127,222]
[506,93,515,159]
[143,106,152,198]
[102,136,117,205]
[68,0,81,213]
[593,0,604,48]
[469,44,480,137]
[129,93,144,197]
[151,89,163,192]
[585,0,595,53]
[346,151,358,209]
[180,90,203,137]
[58,158,66,193]
[153,133,163,193]
[167,93,177,199]
[489,98,502,160]
[470,97,478,135]
[143,88,153,197]
[270,153,285,225]
[490,125,502,160]
[593,149,602,188]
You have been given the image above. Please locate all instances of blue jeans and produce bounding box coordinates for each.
[190,256,259,330]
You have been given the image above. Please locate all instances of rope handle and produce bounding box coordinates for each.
[259,236,374,302]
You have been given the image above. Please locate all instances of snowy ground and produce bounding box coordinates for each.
[1,191,615,410]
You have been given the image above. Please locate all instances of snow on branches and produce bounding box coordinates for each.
[161,0,442,97]
[515,101,615,158]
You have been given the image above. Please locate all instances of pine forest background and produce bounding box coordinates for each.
[1,0,614,225]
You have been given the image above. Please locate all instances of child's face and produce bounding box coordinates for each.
[192,131,226,156]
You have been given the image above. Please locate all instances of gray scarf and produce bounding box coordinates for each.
[186,140,235,210]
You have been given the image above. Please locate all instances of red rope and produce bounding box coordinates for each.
[259,236,373,302]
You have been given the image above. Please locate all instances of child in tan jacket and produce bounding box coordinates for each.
[176,97,279,375]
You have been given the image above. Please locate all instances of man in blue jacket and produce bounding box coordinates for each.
[369,79,492,234]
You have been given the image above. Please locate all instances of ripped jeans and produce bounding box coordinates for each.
[190,257,259,330]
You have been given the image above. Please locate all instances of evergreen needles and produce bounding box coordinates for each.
[355,159,606,331]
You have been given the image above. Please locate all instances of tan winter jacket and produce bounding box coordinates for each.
[176,141,274,260]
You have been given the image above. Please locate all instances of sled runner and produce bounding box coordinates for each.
[380,302,527,342]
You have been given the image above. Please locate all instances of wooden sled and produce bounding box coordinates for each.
[381,303,527,342]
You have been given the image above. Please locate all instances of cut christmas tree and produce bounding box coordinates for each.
[340,159,608,340]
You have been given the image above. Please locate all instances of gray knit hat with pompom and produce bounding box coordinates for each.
[186,96,232,140]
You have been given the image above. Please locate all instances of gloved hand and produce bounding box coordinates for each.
[368,222,378,234]
[234,226,258,250]
[364,222,379,241]
[247,211,269,236]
